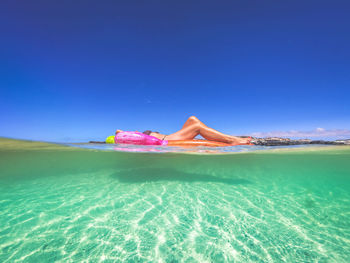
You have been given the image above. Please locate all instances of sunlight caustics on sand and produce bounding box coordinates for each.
[0,139,350,262]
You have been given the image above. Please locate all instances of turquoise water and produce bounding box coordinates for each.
[0,139,350,262]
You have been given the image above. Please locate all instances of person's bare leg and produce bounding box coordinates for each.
[146,116,202,140]
[180,116,199,129]
[166,116,250,144]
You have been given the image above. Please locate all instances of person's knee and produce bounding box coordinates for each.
[187,116,201,131]
[188,116,200,123]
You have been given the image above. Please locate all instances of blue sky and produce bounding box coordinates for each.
[1,1,350,142]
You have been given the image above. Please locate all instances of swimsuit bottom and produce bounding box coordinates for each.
[143,130,167,140]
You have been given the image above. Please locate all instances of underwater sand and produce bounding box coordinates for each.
[0,138,349,262]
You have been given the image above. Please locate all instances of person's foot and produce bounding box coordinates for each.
[228,136,252,145]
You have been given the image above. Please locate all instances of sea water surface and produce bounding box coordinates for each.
[0,138,349,262]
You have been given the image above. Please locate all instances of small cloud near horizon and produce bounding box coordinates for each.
[250,128,350,139]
